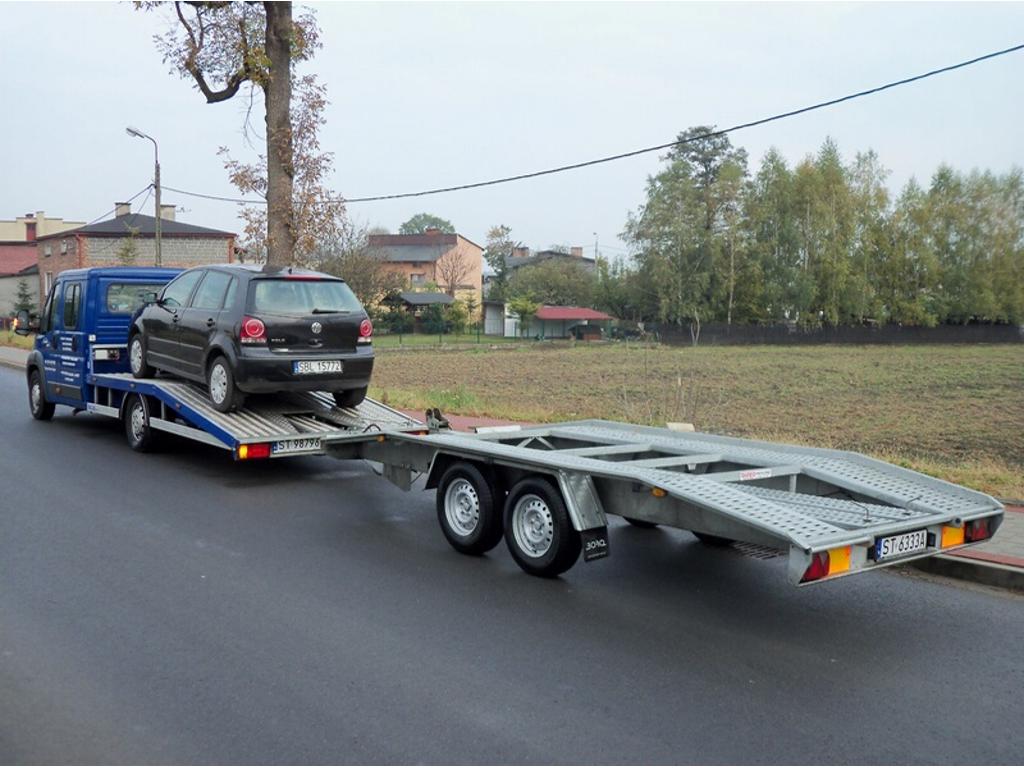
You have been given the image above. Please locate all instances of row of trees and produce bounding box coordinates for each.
[619,128,1024,331]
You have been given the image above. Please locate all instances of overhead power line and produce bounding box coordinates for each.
[84,184,154,226]
[163,41,1024,207]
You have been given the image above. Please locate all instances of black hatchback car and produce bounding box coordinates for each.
[129,264,374,412]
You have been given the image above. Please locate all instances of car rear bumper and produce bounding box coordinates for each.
[234,347,374,394]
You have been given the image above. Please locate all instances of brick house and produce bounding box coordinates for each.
[0,242,39,317]
[368,228,483,309]
[35,202,235,301]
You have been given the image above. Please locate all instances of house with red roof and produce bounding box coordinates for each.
[485,302,613,339]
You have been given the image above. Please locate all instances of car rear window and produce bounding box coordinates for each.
[105,283,167,314]
[249,279,363,316]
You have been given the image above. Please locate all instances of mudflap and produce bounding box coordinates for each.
[581,526,610,563]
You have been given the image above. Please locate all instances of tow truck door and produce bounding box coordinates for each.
[43,278,86,404]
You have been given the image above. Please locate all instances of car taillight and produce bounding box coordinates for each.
[240,316,266,345]
[965,518,993,543]
[237,442,272,460]
[358,318,373,343]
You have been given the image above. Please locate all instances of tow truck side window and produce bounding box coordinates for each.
[161,270,203,309]
[39,285,56,333]
[105,283,166,314]
[62,283,81,330]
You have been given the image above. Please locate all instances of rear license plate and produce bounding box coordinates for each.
[293,360,343,375]
[272,437,323,455]
[875,529,928,560]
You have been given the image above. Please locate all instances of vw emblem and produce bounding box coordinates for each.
[311,321,322,335]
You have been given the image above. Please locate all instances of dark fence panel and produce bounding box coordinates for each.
[652,322,1024,346]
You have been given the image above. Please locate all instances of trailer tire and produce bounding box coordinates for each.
[208,356,245,413]
[436,462,504,556]
[129,333,155,379]
[28,369,55,421]
[692,531,735,547]
[332,387,368,409]
[124,394,157,452]
[503,477,581,578]
[623,517,659,529]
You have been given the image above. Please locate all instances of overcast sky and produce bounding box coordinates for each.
[1,1,1022,258]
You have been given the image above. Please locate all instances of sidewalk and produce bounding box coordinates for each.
[2,342,1021,591]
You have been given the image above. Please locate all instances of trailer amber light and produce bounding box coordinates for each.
[376,435,386,442]
[941,525,966,548]
[965,518,992,543]
[828,546,852,575]
[651,487,667,498]
[238,442,271,460]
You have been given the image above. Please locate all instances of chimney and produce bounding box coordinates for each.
[512,246,529,259]
[570,246,583,258]
[424,227,441,236]
[24,213,36,242]
[159,203,176,222]
[115,202,131,218]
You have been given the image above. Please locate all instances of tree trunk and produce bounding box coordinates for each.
[263,2,295,268]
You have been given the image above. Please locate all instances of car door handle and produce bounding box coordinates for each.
[206,318,216,328]
[172,314,180,323]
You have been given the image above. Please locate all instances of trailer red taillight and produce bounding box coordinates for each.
[240,316,267,345]
[965,518,993,543]
[237,442,272,460]
[358,318,373,344]
[801,551,830,583]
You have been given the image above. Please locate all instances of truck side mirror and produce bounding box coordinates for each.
[142,291,159,305]
[14,309,38,336]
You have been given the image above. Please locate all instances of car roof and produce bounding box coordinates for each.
[185,264,345,281]
[56,267,182,280]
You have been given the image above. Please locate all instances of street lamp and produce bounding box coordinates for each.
[125,126,161,267]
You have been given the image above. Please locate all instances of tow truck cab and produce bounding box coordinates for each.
[20,267,181,408]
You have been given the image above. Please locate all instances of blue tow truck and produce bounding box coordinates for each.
[14,266,1004,582]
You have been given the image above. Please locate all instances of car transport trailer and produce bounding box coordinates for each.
[86,370,1005,586]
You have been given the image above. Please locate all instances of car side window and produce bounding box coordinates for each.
[62,282,82,330]
[191,271,233,310]
[161,270,203,309]
[222,277,238,311]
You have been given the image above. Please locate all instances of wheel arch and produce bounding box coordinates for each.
[202,337,239,375]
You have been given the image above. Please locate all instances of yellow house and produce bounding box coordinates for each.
[368,229,483,310]
[0,211,85,242]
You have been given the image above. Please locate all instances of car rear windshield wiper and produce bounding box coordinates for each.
[311,308,351,314]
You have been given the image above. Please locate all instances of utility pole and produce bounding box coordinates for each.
[126,126,162,266]
[593,232,599,261]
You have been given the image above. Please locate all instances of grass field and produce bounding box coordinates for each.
[369,343,1024,499]
[371,332,523,349]
[0,332,34,350]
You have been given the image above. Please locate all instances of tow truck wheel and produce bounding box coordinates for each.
[332,387,368,409]
[129,333,154,379]
[28,369,54,421]
[503,476,581,578]
[124,394,157,452]
[208,356,244,413]
[623,517,659,529]
[436,462,504,555]
[692,531,735,547]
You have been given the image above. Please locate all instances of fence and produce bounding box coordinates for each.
[652,322,1024,346]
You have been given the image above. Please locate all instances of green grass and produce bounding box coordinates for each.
[371,332,531,349]
[369,343,1024,499]
[0,332,34,350]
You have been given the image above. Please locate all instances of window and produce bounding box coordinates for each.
[410,273,426,285]
[160,270,203,309]
[60,239,68,254]
[43,245,52,258]
[44,271,53,294]
[191,270,233,310]
[222,277,238,311]
[62,282,82,330]
[40,285,56,333]
[105,283,166,314]
[248,279,363,316]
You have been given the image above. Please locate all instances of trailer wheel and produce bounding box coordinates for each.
[28,369,54,421]
[129,333,154,379]
[124,394,157,452]
[332,387,368,409]
[208,356,245,413]
[436,462,504,555]
[692,531,735,547]
[503,477,581,578]
[623,517,659,529]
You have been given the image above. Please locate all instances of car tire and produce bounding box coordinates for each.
[692,531,735,547]
[503,476,581,578]
[332,386,368,409]
[436,462,505,556]
[28,369,55,421]
[623,516,659,529]
[208,355,245,413]
[124,394,158,452]
[129,333,154,379]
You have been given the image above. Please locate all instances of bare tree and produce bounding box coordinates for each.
[141,2,322,267]
[312,221,406,308]
[435,246,474,297]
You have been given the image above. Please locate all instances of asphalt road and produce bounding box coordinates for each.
[1,364,1022,765]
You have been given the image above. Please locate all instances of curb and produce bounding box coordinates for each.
[0,351,27,372]
[910,554,1024,593]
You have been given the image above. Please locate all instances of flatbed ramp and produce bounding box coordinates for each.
[369,420,1004,584]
